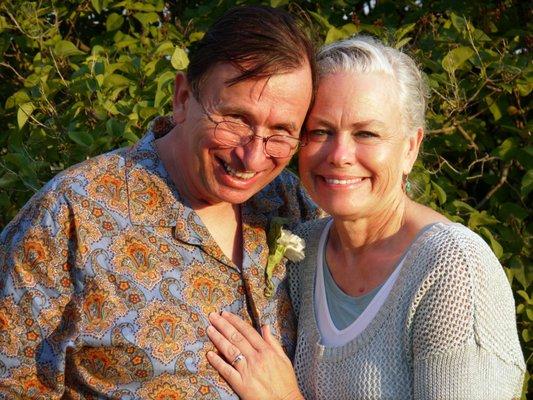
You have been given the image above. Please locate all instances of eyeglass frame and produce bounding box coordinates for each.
[196,99,303,158]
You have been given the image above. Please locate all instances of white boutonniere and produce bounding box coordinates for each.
[264,217,306,297]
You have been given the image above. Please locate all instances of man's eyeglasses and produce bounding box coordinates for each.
[198,102,301,158]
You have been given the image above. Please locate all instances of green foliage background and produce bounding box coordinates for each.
[0,0,531,395]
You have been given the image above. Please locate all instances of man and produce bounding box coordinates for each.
[0,6,319,398]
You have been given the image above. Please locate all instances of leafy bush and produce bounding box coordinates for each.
[0,0,530,396]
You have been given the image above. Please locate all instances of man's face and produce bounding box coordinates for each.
[168,62,313,208]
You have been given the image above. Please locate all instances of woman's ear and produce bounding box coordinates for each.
[172,72,191,124]
[403,127,424,175]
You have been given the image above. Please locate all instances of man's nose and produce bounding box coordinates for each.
[238,135,270,171]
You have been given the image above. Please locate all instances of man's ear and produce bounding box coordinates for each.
[172,73,191,124]
[403,127,424,175]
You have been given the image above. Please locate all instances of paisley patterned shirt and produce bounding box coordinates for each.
[0,129,319,399]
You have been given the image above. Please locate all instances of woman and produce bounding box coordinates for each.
[206,36,526,399]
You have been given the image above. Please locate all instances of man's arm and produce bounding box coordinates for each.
[0,188,77,398]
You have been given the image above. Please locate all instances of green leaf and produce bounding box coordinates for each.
[395,23,416,41]
[0,15,10,32]
[17,102,35,129]
[5,90,30,109]
[431,181,447,205]
[54,40,85,57]
[0,172,19,188]
[500,203,528,220]
[104,74,131,88]
[510,258,528,290]
[171,47,189,70]
[395,37,412,49]
[325,27,346,44]
[478,227,503,259]
[90,0,102,13]
[115,0,164,11]
[68,131,94,147]
[468,210,498,229]
[270,0,289,7]
[485,96,502,121]
[106,13,124,32]
[106,118,125,137]
[452,200,476,213]
[450,13,467,33]
[520,170,533,197]
[309,11,333,30]
[516,290,530,302]
[134,12,159,27]
[189,31,205,43]
[516,81,532,97]
[522,328,531,342]
[155,41,174,56]
[492,137,518,161]
[325,24,357,44]
[472,28,491,42]
[442,47,475,73]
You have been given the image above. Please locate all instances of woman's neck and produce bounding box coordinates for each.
[330,196,410,255]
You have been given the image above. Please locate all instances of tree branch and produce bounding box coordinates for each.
[476,161,512,209]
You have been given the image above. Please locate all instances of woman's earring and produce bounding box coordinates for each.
[402,174,411,193]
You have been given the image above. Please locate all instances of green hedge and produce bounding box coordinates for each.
[0,0,531,396]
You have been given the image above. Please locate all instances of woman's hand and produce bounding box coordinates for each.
[206,311,304,400]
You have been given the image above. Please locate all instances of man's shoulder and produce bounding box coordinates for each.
[247,169,319,223]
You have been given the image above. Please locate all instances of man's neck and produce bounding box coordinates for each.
[195,203,243,268]
[155,130,244,268]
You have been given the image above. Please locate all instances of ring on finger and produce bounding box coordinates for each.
[231,353,245,366]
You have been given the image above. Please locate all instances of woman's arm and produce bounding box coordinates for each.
[207,311,305,400]
[411,227,525,399]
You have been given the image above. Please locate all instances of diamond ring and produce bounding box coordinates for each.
[231,353,245,366]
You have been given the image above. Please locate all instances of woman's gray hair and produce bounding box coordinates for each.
[317,36,429,135]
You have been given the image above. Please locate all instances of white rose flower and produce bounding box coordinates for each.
[277,228,305,262]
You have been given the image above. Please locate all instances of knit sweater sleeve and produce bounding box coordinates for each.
[409,226,525,399]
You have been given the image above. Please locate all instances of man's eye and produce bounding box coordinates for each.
[224,114,246,124]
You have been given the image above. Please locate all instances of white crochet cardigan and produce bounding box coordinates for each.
[289,219,525,400]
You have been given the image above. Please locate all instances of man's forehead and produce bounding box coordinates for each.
[199,61,310,95]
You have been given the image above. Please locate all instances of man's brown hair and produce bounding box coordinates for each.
[186,5,317,97]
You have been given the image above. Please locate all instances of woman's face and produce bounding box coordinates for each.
[299,71,421,220]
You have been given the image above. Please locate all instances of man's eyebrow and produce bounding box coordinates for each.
[215,105,298,133]
[277,121,297,132]
[213,105,250,117]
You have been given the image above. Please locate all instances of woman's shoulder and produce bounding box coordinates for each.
[415,222,500,271]
[407,222,524,371]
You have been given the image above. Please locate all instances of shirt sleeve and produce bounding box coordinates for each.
[410,228,525,400]
[0,187,78,398]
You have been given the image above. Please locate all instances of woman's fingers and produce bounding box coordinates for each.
[218,311,269,351]
[206,324,249,367]
[206,351,244,390]
[261,324,287,358]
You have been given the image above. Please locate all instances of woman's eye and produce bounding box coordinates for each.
[305,129,329,142]
[355,131,377,139]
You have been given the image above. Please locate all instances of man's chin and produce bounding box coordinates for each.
[209,183,266,206]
